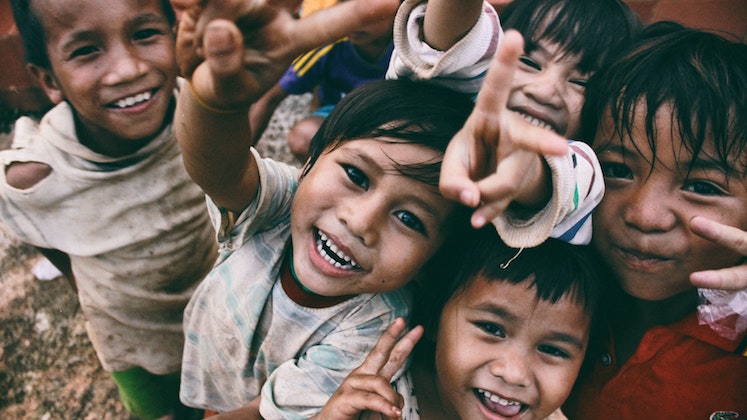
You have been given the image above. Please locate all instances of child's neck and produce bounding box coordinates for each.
[612,288,698,365]
[279,251,353,308]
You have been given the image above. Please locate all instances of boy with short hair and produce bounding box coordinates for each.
[563,21,747,417]
[3,0,217,418]
[320,225,603,420]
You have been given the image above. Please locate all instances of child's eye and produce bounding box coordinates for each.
[600,162,633,180]
[343,164,369,189]
[394,210,425,234]
[70,45,99,59]
[683,180,725,196]
[133,28,163,41]
[538,344,570,359]
[570,79,588,88]
[476,322,506,338]
[518,56,541,71]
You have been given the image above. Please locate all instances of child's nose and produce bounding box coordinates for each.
[524,71,563,107]
[103,44,148,85]
[488,346,532,388]
[623,183,677,233]
[338,194,384,246]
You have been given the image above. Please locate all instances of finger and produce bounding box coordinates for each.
[473,30,524,119]
[691,267,747,291]
[689,216,747,290]
[356,318,409,375]
[328,392,403,420]
[289,0,400,55]
[192,19,257,107]
[468,155,529,227]
[439,128,485,208]
[203,19,244,79]
[502,110,568,157]
[690,216,747,254]
[377,325,423,380]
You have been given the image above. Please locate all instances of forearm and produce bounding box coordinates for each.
[175,86,258,213]
[423,0,484,51]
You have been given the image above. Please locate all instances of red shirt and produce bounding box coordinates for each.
[564,312,747,419]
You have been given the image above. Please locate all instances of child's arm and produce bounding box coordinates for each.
[174,0,400,212]
[312,318,423,420]
[422,0,483,51]
[387,0,501,96]
[249,83,290,145]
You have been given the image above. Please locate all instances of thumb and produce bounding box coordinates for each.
[192,19,252,108]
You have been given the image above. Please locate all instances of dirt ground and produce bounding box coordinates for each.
[0,94,310,419]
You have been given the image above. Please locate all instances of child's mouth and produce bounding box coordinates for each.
[515,111,556,133]
[476,388,526,417]
[110,89,155,109]
[315,230,361,270]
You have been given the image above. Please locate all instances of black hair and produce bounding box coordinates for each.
[500,0,641,74]
[581,21,747,175]
[303,78,475,188]
[10,0,177,69]
[416,224,601,335]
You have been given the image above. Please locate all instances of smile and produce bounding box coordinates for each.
[111,90,154,109]
[476,388,525,417]
[515,111,555,133]
[316,230,361,270]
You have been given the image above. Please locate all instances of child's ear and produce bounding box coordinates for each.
[27,64,64,105]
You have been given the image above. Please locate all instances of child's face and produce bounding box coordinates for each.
[32,0,177,155]
[508,40,588,138]
[434,276,590,420]
[290,138,457,296]
[592,103,747,300]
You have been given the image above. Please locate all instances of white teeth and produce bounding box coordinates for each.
[479,389,521,407]
[317,232,360,269]
[517,112,553,132]
[114,91,152,108]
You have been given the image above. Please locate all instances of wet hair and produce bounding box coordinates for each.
[10,0,177,69]
[500,0,641,75]
[581,21,747,175]
[416,224,601,334]
[303,78,475,188]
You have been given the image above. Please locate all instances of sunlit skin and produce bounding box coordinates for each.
[508,40,588,138]
[592,103,747,301]
[31,0,177,157]
[290,138,457,297]
[427,276,590,420]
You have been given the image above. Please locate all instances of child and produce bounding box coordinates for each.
[2,0,217,418]
[388,0,640,139]
[318,224,602,420]
[173,1,481,417]
[560,21,747,417]
[249,0,395,161]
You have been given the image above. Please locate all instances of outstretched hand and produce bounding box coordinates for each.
[173,0,400,111]
[690,216,747,291]
[314,318,423,420]
[439,30,569,228]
